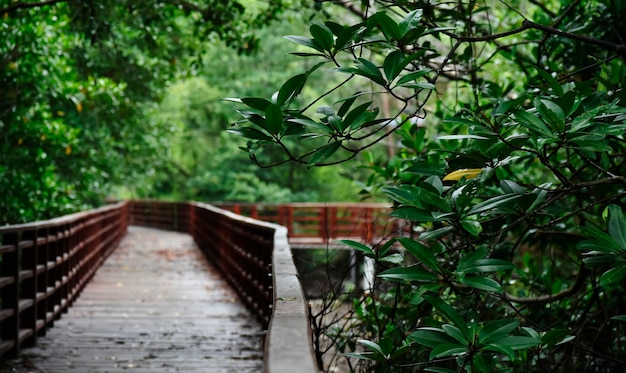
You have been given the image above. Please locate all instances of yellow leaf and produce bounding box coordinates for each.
[75,101,83,112]
[18,138,23,145]
[57,110,65,117]
[65,146,72,155]
[443,168,483,181]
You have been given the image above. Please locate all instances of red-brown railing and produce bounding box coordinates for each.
[213,202,402,245]
[0,202,128,358]
[1,201,399,371]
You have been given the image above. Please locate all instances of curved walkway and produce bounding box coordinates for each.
[20,226,263,372]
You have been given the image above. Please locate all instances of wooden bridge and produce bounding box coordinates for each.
[0,201,401,372]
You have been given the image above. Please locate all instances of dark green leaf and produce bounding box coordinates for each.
[493,336,540,350]
[466,194,524,216]
[460,220,482,237]
[462,276,503,292]
[424,295,467,331]
[383,50,406,81]
[337,239,375,257]
[310,22,334,51]
[442,324,469,344]
[513,109,554,138]
[404,162,446,177]
[429,343,467,359]
[308,141,342,166]
[378,267,438,282]
[458,258,514,274]
[608,205,626,251]
[277,74,306,106]
[390,207,445,222]
[265,104,283,135]
[600,265,626,287]
[410,327,456,348]
[227,127,272,141]
[398,237,440,273]
[284,35,324,52]
[479,319,519,344]
[241,97,273,112]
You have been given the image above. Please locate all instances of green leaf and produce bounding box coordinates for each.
[399,81,436,90]
[461,276,503,293]
[373,12,401,41]
[378,267,438,282]
[479,319,519,344]
[458,258,514,274]
[612,315,626,322]
[466,194,524,216]
[308,141,342,166]
[424,368,457,373]
[227,127,273,141]
[264,104,283,135]
[398,9,423,38]
[424,295,467,331]
[383,50,406,81]
[289,118,334,134]
[437,134,489,140]
[344,102,377,131]
[493,336,540,350]
[241,97,273,112]
[429,343,467,359]
[404,162,446,177]
[600,265,626,287]
[358,339,385,357]
[337,239,375,257]
[483,343,515,360]
[419,226,453,240]
[277,74,306,106]
[336,95,359,118]
[460,220,482,237]
[535,98,565,133]
[390,207,439,222]
[398,237,440,273]
[284,35,324,52]
[396,69,432,86]
[410,327,456,348]
[336,58,386,86]
[535,66,564,96]
[513,109,554,138]
[541,329,575,348]
[608,205,626,251]
[442,324,469,344]
[500,180,524,194]
[310,22,334,51]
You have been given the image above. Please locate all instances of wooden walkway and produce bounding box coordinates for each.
[16,226,263,372]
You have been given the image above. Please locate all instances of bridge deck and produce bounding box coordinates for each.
[14,226,263,373]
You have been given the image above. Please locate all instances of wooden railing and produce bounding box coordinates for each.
[213,202,402,245]
[0,202,129,358]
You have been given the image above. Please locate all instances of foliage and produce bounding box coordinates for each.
[229,0,626,371]
[0,0,299,224]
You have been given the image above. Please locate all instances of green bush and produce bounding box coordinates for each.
[230,1,626,371]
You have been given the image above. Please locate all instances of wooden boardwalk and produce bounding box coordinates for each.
[16,226,263,372]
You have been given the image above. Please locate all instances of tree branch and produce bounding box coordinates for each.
[523,20,626,56]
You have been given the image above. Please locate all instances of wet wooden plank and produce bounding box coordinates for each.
[19,226,264,373]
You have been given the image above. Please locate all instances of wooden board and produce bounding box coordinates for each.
[18,226,264,373]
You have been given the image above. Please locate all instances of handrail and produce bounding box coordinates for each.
[0,202,129,358]
[213,202,401,245]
